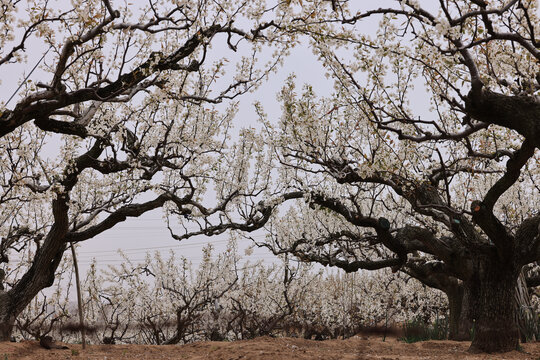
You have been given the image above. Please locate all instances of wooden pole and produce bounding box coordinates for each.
[70,244,86,349]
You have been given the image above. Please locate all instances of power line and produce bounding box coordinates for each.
[73,254,280,265]
[77,239,232,255]
[75,233,269,255]
[6,233,274,265]
[5,46,52,106]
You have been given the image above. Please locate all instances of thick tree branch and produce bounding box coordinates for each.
[483,140,536,210]
[0,20,280,138]
[65,194,173,242]
[465,91,540,149]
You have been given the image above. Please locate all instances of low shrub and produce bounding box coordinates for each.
[400,317,448,343]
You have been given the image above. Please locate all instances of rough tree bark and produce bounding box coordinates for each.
[446,285,464,341]
[467,257,520,353]
[0,292,15,341]
[0,196,69,341]
[445,270,536,344]
[515,270,537,342]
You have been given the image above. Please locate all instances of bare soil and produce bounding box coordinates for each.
[1,336,540,360]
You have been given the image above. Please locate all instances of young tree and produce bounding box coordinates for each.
[0,0,290,340]
[13,238,448,344]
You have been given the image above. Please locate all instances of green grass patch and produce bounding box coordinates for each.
[400,317,448,343]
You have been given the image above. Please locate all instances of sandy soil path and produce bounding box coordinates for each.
[1,336,539,359]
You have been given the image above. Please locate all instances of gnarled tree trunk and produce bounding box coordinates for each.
[446,269,535,344]
[453,283,474,341]
[468,259,519,353]
[0,197,69,341]
[0,292,15,341]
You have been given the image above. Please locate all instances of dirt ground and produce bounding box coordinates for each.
[1,336,540,360]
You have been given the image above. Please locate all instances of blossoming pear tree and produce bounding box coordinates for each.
[171,0,539,353]
[261,0,539,353]
[0,0,291,340]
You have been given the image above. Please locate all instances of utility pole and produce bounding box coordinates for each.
[71,244,86,349]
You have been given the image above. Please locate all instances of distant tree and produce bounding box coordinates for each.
[0,0,289,340]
